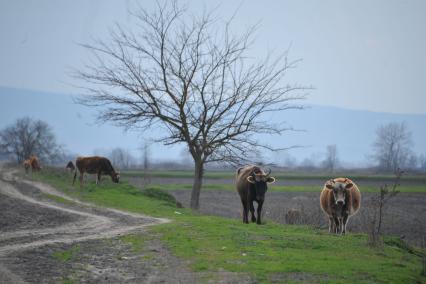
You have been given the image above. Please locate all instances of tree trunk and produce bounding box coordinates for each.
[190,159,204,210]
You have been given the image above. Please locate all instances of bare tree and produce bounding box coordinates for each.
[0,117,63,164]
[371,122,413,173]
[75,1,308,209]
[322,144,338,173]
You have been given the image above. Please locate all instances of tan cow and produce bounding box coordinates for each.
[320,177,361,234]
[23,159,31,174]
[29,155,41,171]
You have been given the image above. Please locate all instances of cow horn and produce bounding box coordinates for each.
[265,168,271,176]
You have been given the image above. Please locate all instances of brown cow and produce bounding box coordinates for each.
[73,156,119,186]
[29,155,41,171]
[23,159,31,174]
[320,177,361,235]
[235,165,276,224]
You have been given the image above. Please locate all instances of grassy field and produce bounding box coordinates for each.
[122,169,426,182]
[124,169,426,193]
[134,183,426,193]
[31,168,425,283]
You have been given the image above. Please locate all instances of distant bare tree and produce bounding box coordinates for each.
[322,144,338,173]
[276,152,297,168]
[406,154,418,170]
[75,1,308,209]
[419,154,426,171]
[371,122,413,172]
[0,117,63,164]
[110,147,135,169]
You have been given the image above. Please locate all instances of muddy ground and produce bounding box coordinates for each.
[0,167,251,283]
[131,177,426,246]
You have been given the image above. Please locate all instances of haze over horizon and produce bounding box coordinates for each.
[1,86,425,168]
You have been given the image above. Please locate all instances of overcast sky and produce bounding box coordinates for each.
[1,0,426,115]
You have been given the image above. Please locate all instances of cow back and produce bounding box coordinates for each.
[76,156,116,175]
[235,165,259,199]
[29,155,41,171]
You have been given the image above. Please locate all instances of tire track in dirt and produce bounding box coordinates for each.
[0,167,170,257]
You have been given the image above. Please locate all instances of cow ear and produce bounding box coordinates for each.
[266,176,276,184]
[345,183,353,189]
[247,176,255,184]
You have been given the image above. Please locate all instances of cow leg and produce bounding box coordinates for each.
[338,217,343,235]
[339,217,344,234]
[96,172,101,185]
[249,202,256,223]
[241,199,249,224]
[342,214,349,235]
[333,216,339,234]
[256,200,264,225]
[72,170,77,186]
[79,173,84,187]
[328,216,334,233]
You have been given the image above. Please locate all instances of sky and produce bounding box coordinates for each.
[0,1,425,166]
[1,0,426,114]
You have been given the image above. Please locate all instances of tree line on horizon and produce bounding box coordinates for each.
[1,117,425,174]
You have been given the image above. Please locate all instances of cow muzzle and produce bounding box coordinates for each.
[335,199,345,205]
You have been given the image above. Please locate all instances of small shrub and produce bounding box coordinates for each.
[53,245,80,262]
[142,187,177,205]
[366,169,402,247]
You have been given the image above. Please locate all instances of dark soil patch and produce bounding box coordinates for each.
[0,193,81,233]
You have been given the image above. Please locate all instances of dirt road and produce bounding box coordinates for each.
[0,166,210,283]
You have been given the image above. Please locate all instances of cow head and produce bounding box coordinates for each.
[247,167,276,201]
[112,171,120,183]
[326,179,353,205]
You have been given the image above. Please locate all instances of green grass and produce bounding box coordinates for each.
[120,234,146,253]
[53,244,80,262]
[32,168,425,283]
[42,193,75,205]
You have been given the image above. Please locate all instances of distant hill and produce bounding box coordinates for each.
[1,86,425,167]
